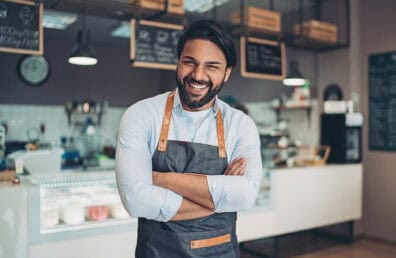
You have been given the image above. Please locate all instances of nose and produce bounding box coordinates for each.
[191,65,207,81]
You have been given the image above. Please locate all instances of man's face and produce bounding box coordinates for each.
[176,39,232,111]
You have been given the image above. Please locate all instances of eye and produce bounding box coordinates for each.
[182,60,195,66]
[207,65,220,71]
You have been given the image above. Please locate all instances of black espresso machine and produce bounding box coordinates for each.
[320,113,363,163]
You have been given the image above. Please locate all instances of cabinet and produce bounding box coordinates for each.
[27,172,137,244]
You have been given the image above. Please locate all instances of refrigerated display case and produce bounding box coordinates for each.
[0,171,137,258]
[26,172,137,244]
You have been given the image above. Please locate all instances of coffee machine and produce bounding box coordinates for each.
[320,113,363,163]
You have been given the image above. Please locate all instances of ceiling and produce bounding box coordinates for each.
[44,0,138,20]
[44,0,321,21]
[42,0,325,46]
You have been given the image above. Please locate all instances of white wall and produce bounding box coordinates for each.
[318,0,396,242]
[359,0,396,243]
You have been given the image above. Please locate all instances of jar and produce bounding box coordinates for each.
[87,205,109,221]
[61,198,85,225]
[41,199,60,229]
[110,201,130,219]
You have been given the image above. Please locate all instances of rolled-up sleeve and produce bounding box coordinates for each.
[115,104,182,222]
[207,117,262,212]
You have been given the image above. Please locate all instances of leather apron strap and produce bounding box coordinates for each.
[157,91,175,152]
[216,109,226,159]
[157,91,226,158]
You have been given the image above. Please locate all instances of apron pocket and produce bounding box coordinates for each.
[185,226,236,257]
[190,233,231,249]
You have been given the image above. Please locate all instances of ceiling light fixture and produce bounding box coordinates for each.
[283,60,306,86]
[68,1,97,66]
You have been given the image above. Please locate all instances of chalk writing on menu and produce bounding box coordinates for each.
[240,37,285,80]
[0,0,42,54]
[135,23,181,65]
[369,51,396,151]
[246,41,282,76]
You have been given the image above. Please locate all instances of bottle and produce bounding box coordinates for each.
[0,125,5,159]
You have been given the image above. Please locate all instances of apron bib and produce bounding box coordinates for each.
[136,91,239,258]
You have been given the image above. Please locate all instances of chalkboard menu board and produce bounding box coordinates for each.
[240,37,286,80]
[369,51,396,151]
[0,0,43,55]
[130,19,183,70]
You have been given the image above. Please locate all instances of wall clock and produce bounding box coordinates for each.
[17,55,50,87]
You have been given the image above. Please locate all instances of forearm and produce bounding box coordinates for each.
[208,174,261,212]
[153,172,215,210]
[170,197,214,221]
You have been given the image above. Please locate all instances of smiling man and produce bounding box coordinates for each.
[116,20,263,258]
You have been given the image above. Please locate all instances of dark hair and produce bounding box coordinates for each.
[177,20,237,68]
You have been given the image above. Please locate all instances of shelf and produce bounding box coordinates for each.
[284,35,349,52]
[41,217,136,234]
[227,0,350,53]
[65,101,107,126]
[269,131,289,137]
[130,5,185,24]
[273,104,312,126]
[47,0,349,53]
[260,131,289,137]
[226,23,348,52]
[272,104,312,111]
[228,25,348,52]
[230,25,282,41]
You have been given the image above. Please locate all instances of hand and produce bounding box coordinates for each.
[224,157,247,176]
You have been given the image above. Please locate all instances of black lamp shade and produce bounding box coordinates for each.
[68,30,97,65]
[283,60,306,86]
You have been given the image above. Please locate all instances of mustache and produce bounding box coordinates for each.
[183,75,212,88]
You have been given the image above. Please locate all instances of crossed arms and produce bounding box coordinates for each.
[152,157,247,221]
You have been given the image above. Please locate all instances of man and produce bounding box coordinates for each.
[116,20,262,258]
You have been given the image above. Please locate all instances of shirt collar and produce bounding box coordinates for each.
[173,88,220,116]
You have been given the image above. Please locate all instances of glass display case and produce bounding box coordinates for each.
[255,168,272,207]
[25,170,272,244]
[27,172,137,244]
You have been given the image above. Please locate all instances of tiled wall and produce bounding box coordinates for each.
[0,101,319,151]
[0,104,126,147]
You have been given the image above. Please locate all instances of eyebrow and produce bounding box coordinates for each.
[182,56,223,66]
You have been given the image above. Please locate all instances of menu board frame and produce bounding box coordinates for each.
[240,36,286,80]
[368,50,396,152]
[0,0,43,55]
[130,19,183,70]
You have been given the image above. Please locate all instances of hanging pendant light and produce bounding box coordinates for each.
[68,1,97,66]
[68,30,97,65]
[283,60,306,86]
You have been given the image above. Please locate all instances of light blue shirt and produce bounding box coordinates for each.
[116,89,263,222]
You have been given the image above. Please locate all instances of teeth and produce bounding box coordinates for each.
[190,83,207,89]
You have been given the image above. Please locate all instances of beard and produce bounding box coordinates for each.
[176,73,226,110]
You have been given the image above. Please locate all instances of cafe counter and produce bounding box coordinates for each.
[0,164,362,258]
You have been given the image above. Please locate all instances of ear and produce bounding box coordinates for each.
[224,67,232,83]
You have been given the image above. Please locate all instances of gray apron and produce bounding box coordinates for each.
[136,91,239,258]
